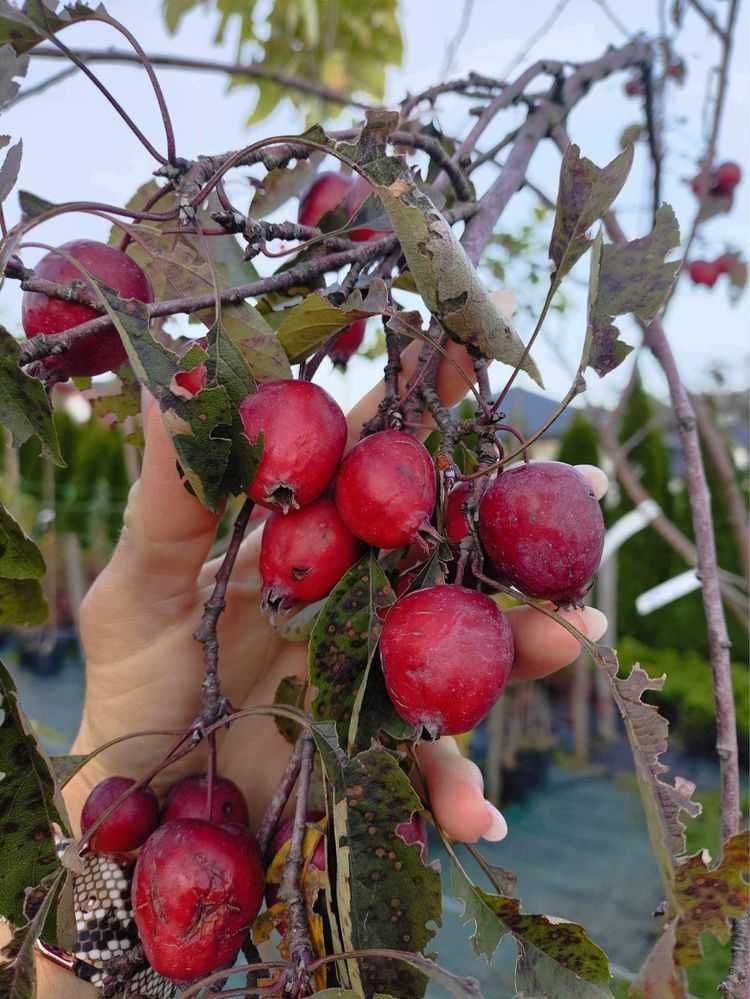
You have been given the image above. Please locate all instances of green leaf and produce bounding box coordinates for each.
[315,737,442,999]
[48,754,88,787]
[583,205,681,377]
[549,143,634,282]
[272,674,306,744]
[446,849,612,997]
[0,869,65,999]
[0,579,47,627]
[277,282,386,363]
[17,190,55,219]
[0,138,21,205]
[0,326,63,464]
[597,648,701,912]
[0,43,28,109]
[162,0,202,33]
[89,366,141,438]
[0,0,97,54]
[0,660,66,931]
[0,504,44,580]
[309,555,395,745]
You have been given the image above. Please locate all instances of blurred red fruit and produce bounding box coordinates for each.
[298,172,353,228]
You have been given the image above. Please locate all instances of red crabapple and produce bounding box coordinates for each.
[80,776,159,855]
[330,318,366,367]
[22,240,153,377]
[298,171,353,227]
[260,497,361,609]
[239,380,347,512]
[335,430,436,549]
[379,585,514,736]
[713,161,741,195]
[132,819,264,982]
[161,774,250,827]
[444,481,474,545]
[479,462,604,605]
[345,174,392,241]
[687,260,721,288]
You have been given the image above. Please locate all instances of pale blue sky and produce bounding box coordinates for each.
[3,0,748,413]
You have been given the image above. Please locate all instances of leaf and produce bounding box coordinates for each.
[0,579,46,627]
[273,675,306,744]
[631,920,687,999]
[0,505,44,580]
[89,367,141,437]
[583,206,681,377]
[48,754,87,787]
[0,139,20,205]
[250,154,322,218]
[598,649,701,910]
[446,850,612,997]
[315,736,443,999]
[277,282,387,363]
[0,327,63,464]
[277,597,326,642]
[549,143,634,281]
[0,660,66,931]
[0,43,28,109]
[673,831,750,966]
[309,555,395,744]
[17,189,54,220]
[0,869,65,999]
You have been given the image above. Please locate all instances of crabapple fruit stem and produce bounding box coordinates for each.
[257,735,305,860]
[194,498,255,726]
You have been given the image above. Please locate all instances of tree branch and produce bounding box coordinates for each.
[30,45,374,110]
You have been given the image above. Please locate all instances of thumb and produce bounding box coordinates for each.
[106,391,221,601]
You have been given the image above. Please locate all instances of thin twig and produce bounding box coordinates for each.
[687,0,728,40]
[257,736,305,860]
[31,45,374,110]
[498,0,572,81]
[440,0,476,79]
[8,65,78,105]
[194,499,255,725]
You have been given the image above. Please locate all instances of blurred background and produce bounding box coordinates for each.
[1,2,748,997]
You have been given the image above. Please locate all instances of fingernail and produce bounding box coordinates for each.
[581,606,608,642]
[481,803,508,842]
[575,464,608,500]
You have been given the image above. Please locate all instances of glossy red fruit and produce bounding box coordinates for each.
[380,585,513,736]
[335,430,436,549]
[713,161,741,195]
[133,819,264,982]
[239,380,347,512]
[260,497,361,608]
[479,462,604,604]
[624,78,642,97]
[174,363,208,395]
[444,481,474,545]
[298,171,353,227]
[81,776,159,855]
[330,318,366,367]
[22,240,153,377]
[688,259,721,288]
[162,774,249,827]
[345,175,392,241]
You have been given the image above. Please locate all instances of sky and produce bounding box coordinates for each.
[2,0,749,415]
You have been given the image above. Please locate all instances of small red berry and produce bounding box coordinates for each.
[380,585,513,736]
[81,776,159,855]
[479,462,604,605]
[688,259,721,288]
[713,161,741,195]
[260,497,361,608]
[162,774,250,827]
[444,481,474,545]
[329,319,366,367]
[624,78,643,97]
[335,430,437,549]
[22,240,153,377]
[239,380,347,512]
[345,175,392,242]
[298,171,353,228]
[132,819,264,982]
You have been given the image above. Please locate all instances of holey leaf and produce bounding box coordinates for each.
[549,143,634,283]
[444,846,612,998]
[299,114,541,383]
[0,504,47,628]
[313,732,442,999]
[0,326,62,465]
[600,648,701,910]
[0,868,66,999]
[583,207,681,376]
[110,181,291,383]
[0,660,66,932]
[309,555,395,745]
[0,1,97,56]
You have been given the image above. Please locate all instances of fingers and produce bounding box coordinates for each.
[417,737,507,844]
[508,604,607,682]
[574,463,608,500]
[107,392,221,598]
[346,339,477,444]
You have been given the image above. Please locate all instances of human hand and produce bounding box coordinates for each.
[66,338,609,845]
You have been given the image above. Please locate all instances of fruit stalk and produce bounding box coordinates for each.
[362,322,404,434]
[256,734,305,859]
[279,733,317,997]
[193,498,255,725]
